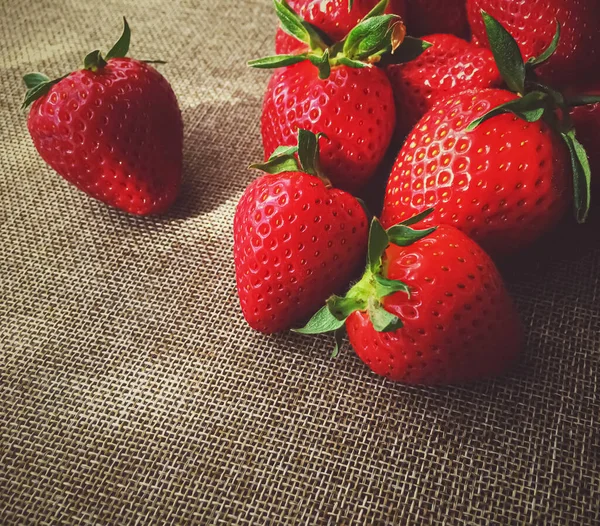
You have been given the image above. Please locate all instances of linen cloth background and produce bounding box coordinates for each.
[1,0,599,524]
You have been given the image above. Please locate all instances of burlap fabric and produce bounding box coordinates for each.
[1,1,599,524]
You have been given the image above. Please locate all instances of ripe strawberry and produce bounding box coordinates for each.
[381,89,571,255]
[274,0,406,55]
[406,0,469,38]
[261,63,396,193]
[252,0,429,193]
[234,130,369,334]
[467,0,600,86]
[297,215,523,385]
[385,33,501,139]
[383,13,597,255]
[23,19,182,215]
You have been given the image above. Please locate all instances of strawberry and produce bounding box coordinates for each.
[23,19,182,215]
[296,214,523,385]
[381,88,571,255]
[406,0,469,38]
[385,33,501,139]
[251,0,430,194]
[274,0,406,55]
[260,63,395,193]
[467,0,600,86]
[234,130,369,334]
[382,13,596,255]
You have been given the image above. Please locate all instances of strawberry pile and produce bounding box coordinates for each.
[21,3,600,385]
[237,0,600,385]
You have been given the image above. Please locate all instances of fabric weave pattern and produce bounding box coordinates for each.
[1,1,599,524]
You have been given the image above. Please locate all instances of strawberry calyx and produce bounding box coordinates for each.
[81,17,132,73]
[467,11,597,224]
[248,0,430,79]
[293,210,436,357]
[22,18,165,109]
[21,72,68,109]
[250,128,333,186]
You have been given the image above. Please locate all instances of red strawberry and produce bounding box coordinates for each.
[381,89,572,255]
[383,14,597,254]
[406,0,469,38]
[467,0,600,86]
[275,0,406,55]
[297,215,523,385]
[385,33,501,139]
[23,19,182,216]
[252,1,429,193]
[261,62,396,193]
[234,130,369,333]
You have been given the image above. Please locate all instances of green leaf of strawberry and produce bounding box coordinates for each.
[565,94,600,107]
[249,145,300,174]
[274,0,328,50]
[293,305,347,334]
[361,0,388,20]
[292,304,349,358]
[526,20,560,69]
[528,81,565,108]
[368,299,403,332]
[248,54,309,69]
[561,130,592,223]
[379,36,433,66]
[250,129,328,180]
[467,90,549,130]
[23,73,51,89]
[343,14,398,60]
[105,17,131,59]
[83,50,108,72]
[307,49,331,79]
[387,224,437,246]
[335,56,368,68]
[373,275,411,300]
[275,0,312,44]
[21,16,161,109]
[327,295,366,320]
[368,217,389,273]
[332,328,346,358]
[295,211,436,343]
[399,207,435,226]
[481,10,526,95]
[21,74,67,109]
[249,0,430,77]
[297,129,325,176]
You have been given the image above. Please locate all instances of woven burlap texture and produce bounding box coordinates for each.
[1,0,599,524]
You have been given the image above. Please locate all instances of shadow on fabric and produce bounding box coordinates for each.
[163,100,264,221]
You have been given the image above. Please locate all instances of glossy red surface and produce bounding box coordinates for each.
[234,171,368,333]
[28,58,183,215]
[382,89,571,255]
[261,61,396,193]
[386,33,501,139]
[346,226,523,384]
